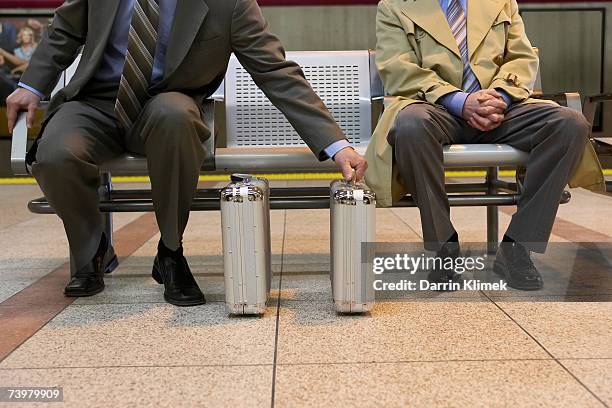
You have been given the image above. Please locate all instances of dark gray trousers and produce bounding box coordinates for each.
[387,102,589,253]
[32,92,209,269]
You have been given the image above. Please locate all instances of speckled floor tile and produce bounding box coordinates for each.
[0,268,54,302]
[0,365,272,408]
[0,302,277,369]
[0,218,69,270]
[274,360,602,408]
[496,302,612,359]
[0,281,40,304]
[390,206,515,243]
[555,189,612,237]
[281,250,329,274]
[375,209,422,242]
[0,209,143,271]
[561,359,612,406]
[276,300,548,364]
[278,274,332,302]
[0,185,45,231]
[284,209,329,242]
[283,239,330,255]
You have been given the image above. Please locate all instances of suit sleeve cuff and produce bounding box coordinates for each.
[437,91,469,117]
[18,82,46,99]
[495,88,513,110]
[323,139,352,161]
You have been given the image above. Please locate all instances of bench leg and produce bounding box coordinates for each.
[99,173,114,248]
[99,173,118,274]
[486,167,499,254]
[69,249,77,278]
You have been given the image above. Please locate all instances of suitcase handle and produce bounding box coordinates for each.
[231,173,253,183]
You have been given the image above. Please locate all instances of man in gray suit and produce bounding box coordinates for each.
[6,0,367,306]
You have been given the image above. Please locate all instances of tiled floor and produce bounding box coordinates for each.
[0,180,610,407]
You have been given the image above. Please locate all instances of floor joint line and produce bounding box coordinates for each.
[482,291,609,407]
[270,210,287,408]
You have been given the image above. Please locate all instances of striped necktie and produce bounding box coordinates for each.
[445,0,480,93]
[114,0,160,130]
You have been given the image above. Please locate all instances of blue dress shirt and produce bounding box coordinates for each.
[19,0,349,159]
[95,0,176,84]
[436,0,512,117]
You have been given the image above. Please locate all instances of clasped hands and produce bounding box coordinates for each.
[462,89,508,132]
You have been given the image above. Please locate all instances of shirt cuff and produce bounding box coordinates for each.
[18,82,45,99]
[323,139,352,161]
[437,91,469,117]
[495,88,513,110]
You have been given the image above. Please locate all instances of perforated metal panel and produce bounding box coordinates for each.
[225,51,374,148]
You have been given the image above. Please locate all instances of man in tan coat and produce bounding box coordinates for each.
[365,0,605,290]
[5,0,366,305]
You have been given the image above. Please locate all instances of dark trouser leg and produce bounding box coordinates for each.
[126,92,208,250]
[388,104,469,251]
[31,101,124,268]
[480,103,589,253]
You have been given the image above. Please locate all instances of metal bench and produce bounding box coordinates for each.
[11,50,575,260]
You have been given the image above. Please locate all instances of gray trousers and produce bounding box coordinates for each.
[32,91,209,269]
[387,102,590,253]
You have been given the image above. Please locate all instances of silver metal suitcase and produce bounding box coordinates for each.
[330,180,376,313]
[221,174,272,315]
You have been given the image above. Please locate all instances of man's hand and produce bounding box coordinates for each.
[462,89,507,132]
[333,147,368,182]
[6,87,41,133]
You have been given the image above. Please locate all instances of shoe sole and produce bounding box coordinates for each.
[64,285,105,297]
[493,260,542,291]
[163,294,207,307]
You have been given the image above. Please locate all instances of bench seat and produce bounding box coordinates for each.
[100,144,530,174]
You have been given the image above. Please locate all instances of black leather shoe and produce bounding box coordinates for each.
[494,242,543,291]
[64,234,108,297]
[152,246,206,307]
[427,241,464,290]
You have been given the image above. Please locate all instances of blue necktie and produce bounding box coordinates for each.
[446,0,480,93]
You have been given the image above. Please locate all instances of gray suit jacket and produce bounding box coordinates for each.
[21,0,345,160]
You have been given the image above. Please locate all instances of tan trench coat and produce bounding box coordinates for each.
[364,0,605,207]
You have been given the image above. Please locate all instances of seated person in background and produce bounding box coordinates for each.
[0,22,17,54]
[12,26,38,73]
[365,0,604,290]
[0,22,18,100]
[0,26,37,76]
[6,0,367,306]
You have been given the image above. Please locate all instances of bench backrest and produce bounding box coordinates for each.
[225,51,383,149]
